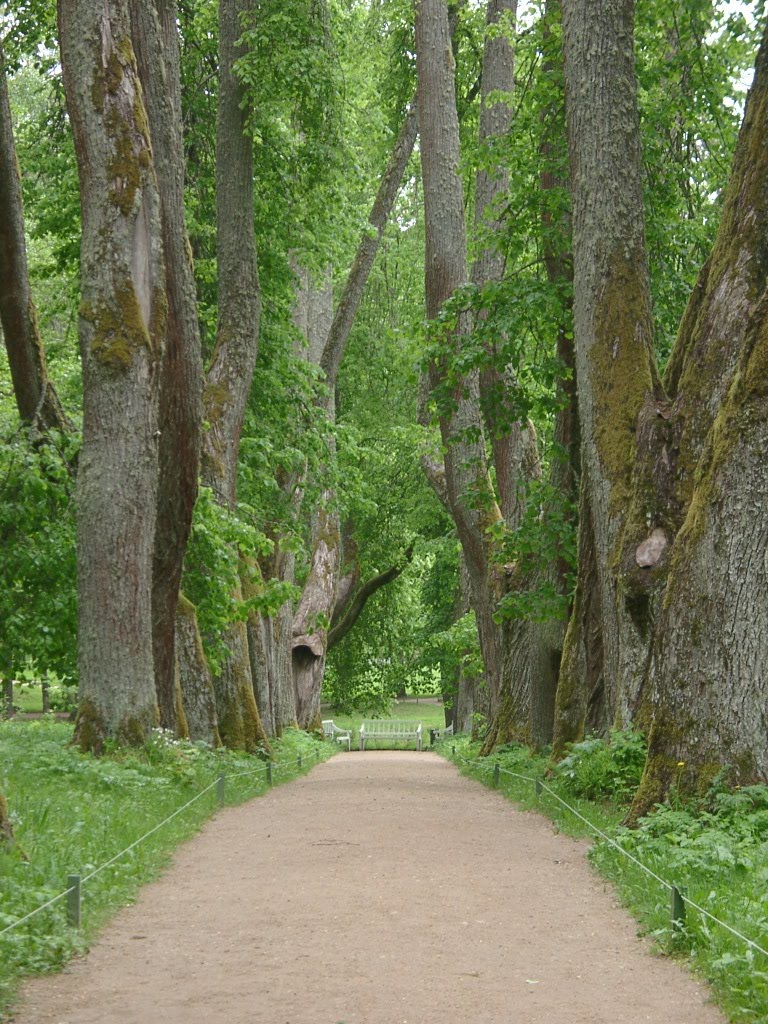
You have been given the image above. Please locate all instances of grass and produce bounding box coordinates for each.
[440,734,768,1024]
[0,719,331,1019]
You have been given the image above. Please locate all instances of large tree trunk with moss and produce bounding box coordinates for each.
[553,0,658,751]
[60,0,165,751]
[130,0,203,735]
[198,0,269,753]
[0,46,71,435]
[628,23,768,815]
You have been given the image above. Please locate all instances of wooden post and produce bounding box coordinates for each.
[67,874,81,928]
[298,754,302,770]
[2,679,13,719]
[217,773,225,806]
[535,779,543,795]
[493,764,500,789]
[266,762,273,786]
[671,886,686,933]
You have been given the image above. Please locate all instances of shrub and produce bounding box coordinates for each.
[554,729,646,801]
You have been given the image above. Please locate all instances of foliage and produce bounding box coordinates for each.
[182,487,299,674]
[0,719,330,1016]
[554,729,648,802]
[491,471,577,623]
[0,422,78,686]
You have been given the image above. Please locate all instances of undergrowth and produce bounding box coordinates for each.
[441,732,768,1023]
[0,719,330,1019]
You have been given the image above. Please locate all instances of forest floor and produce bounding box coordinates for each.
[10,751,725,1024]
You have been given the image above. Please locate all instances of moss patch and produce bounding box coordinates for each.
[80,281,162,372]
[73,696,108,755]
[590,250,656,515]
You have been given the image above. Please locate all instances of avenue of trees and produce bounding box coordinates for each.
[1,0,766,823]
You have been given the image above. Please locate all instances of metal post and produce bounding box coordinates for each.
[493,764,500,789]
[67,874,81,928]
[671,886,686,933]
[217,773,226,806]
[266,762,273,786]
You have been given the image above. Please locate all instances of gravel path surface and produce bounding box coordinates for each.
[12,751,725,1024]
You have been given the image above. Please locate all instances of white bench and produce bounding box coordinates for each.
[322,719,351,751]
[429,723,454,744]
[359,720,422,751]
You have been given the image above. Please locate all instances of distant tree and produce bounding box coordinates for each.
[0,44,71,435]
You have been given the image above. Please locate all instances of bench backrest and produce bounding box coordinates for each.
[360,720,421,735]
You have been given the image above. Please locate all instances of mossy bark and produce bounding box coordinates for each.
[562,9,768,806]
[60,0,165,750]
[559,0,659,738]
[175,593,220,747]
[129,0,203,735]
[193,0,272,752]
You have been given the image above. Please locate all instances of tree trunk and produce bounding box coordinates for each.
[554,0,658,750]
[176,593,220,746]
[200,0,269,753]
[629,22,768,815]
[0,45,71,435]
[418,0,536,749]
[284,95,421,729]
[130,0,203,735]
[530,0,577,749]
[60,0,165,751]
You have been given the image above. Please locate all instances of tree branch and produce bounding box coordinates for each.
[327,543,415,650]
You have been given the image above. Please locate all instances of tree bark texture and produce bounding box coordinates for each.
[629,22,768,813]
[0,47,71,435]
[202,0,260,509]
[59,0,165,750]
[130,0,203,735]
[555,0,658,744]
[175,593,220,746]
[290,268,337,731]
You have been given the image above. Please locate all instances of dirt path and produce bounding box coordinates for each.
[12,752,724,1024]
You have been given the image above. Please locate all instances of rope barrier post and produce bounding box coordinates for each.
[217,773,226,807]
[535,779,543,796]
[671,886,686,934]
[67,875,81,929]
[267,762,273,786]
[452,744,456,755]
[298,754,302,770]
[493,764,500,789]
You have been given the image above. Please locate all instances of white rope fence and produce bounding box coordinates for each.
[453,750,768,960]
